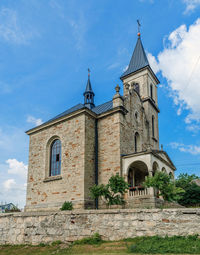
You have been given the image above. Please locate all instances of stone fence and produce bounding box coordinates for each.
[0,208,200,244]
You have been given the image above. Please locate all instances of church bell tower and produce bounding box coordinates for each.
[120,30,160,150]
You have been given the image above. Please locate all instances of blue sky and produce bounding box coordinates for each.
[0,0,200,208]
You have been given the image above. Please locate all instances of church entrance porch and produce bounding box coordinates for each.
[122,150,176,208]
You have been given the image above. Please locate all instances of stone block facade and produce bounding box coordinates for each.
[25,35,176,211]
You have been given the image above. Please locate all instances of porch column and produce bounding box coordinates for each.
[148,170,153,177]
[132,171,135,186]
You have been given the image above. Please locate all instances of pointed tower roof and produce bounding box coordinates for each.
[84,69,94,95]
[83,69,95,109]
[84,75,94,94]
[120,36,150,79]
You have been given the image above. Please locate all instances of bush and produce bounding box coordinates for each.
[60,201,73,211]
[90,173,129,206]
[177,183,200,206]
[176,173,199,190]
[175,173,200,207]
[51,240,62,246]
[143,171,184,202]
[74,233,102,245]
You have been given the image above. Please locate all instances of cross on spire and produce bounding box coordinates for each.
[88,68,91,77]
[137,19,141,37]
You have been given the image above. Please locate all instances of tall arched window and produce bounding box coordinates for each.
[152,116,155,138]
[150,84,153,99]
[133,83,140,95]
[50,139,61,176]
[134,132,140,152]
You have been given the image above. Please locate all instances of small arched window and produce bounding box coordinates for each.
[152,116,155,138]
[150,84,153,99]
[133,83,140,95]
[135,111,138,120]
[50,139,61,176]
[135,132,140,152]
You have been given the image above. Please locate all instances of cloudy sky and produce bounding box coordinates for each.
[0,0,200,208]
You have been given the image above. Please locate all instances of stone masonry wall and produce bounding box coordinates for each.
[26,113,86,211]
[98,113,121,186]
[84,114,96,208]
[0,209,200,245]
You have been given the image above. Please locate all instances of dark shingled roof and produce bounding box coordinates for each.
[121,36,149,79]
[92,100,113,114]
[27,101,113,132]
[41,103,85,125]
[84,76,94,94]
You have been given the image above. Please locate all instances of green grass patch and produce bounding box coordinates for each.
[127,235,200,254]
[73,233,103,245]
[0,235,200,254]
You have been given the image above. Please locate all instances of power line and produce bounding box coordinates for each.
[175,162,200,167]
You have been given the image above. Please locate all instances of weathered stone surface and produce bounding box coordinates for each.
[0,208,200,245]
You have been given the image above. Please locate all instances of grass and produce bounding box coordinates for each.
[126,235,200,254]
[0,235,200,255]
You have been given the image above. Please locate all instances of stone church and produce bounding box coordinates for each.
[25,34,176,212]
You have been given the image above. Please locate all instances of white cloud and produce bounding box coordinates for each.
[27,116,43,126]
[6,159,28,178]
[123,65,128,72]
[50,0,87,50]
[183,0,200,13]
[149,19,200,127]
[3,179,16,191]
[186,124,200,133]
[0,8,38,44]
[0,159,28,208]
[147,53,160,74]
[107,62,120,70]
[170,142,200,155]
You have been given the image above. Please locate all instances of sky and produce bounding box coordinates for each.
[0,0,200,208]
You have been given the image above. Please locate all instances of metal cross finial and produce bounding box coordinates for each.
[88,68,91,77]
[137,19,141,36]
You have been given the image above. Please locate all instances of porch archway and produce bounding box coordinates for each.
[127,160,148,188]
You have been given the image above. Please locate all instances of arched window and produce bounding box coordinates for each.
[152,116,155,137]
[134,132,140,152]
[50,139,61,176]
[150,84,153,99]
[133,82,140,95]
[135,111,138,120]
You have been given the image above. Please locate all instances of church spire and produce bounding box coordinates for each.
[120,22,149,79]
[84,68,95,109]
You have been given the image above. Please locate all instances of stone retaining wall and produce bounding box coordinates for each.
[0,208,200,245]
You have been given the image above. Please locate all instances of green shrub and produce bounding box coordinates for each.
[60,201,73,211]
[143,171,184,202]
[177,183,200,206]
[176,173,199,190]
[175,173,200,207]
[51,240,62,246]
[38,242,46,247]
[90,173,129,206]
[74,233,102,245]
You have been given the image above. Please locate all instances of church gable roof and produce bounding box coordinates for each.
[120,36,149,79]
[26,101,113,134]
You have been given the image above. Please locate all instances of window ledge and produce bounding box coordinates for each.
[43,176,62,183]
[152,137,158,142]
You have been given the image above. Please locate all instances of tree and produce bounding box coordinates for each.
[90,173,129,206]
[175,173,199,190]
[143,171,184,202]
[175,173,200,207]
